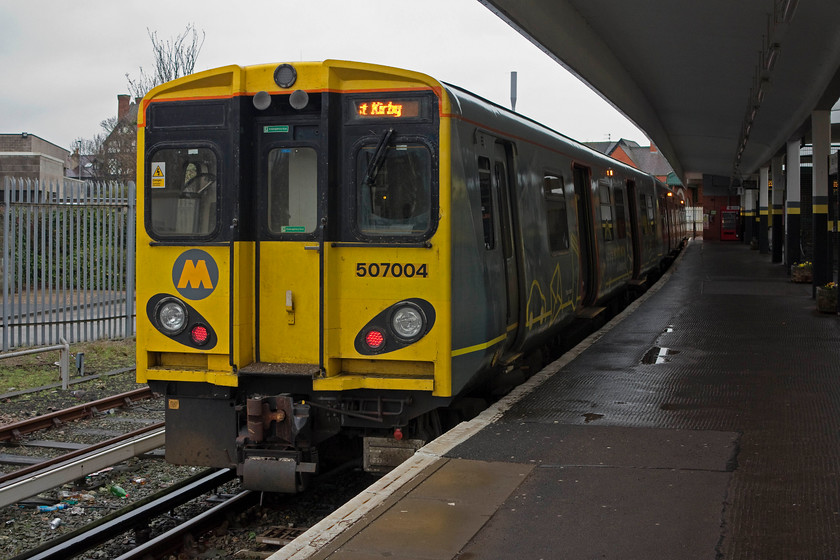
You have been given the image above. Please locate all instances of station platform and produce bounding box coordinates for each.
[275,240,840,560]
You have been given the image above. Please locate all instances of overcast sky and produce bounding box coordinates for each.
[0,0,647,153]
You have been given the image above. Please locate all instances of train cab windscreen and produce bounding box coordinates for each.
[356,142,432,236]
[147,147,218,237]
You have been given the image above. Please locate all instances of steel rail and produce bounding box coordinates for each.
[113,489,258,560]
[0,386,154,442]
[0,421,164,486]
[0,427,165,508]
[13,468,237,560]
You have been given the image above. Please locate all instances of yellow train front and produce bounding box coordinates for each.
[137,61,454,492]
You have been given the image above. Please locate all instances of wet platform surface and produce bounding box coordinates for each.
[277,240,840,560]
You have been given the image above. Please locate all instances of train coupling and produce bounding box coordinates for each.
[245,395,310,445]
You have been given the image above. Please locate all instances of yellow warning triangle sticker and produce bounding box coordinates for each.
[153,165,164,177]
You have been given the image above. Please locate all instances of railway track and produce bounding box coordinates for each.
[9,458,371,559]
[0,382,378,559]
[0,424,165,509]
[0,382,260,559]
[0,387,154,443]
[0,388,161,508]
[15,468,245,560]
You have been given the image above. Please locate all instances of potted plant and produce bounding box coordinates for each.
[817,281,838,313]
[792,261,813,283]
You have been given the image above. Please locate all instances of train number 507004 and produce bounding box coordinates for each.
[355,263,429,278]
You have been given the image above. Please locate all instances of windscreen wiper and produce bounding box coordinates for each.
[364,128,394,185]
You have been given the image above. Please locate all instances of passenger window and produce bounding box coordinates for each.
[478,157,495,249]
[356,143,431,236]
[148,147,218,237]
[267,147,318,234]
[614,188,627,240]
[544,174,569,252]
[599,183,614,241]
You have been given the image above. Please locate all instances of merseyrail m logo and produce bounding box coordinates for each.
[172,249,219,300]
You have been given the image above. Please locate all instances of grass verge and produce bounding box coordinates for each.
[0,337,135,393]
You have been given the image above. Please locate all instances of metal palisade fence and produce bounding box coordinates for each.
[1,177,136,350]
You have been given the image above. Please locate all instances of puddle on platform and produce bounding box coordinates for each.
[642,346,680,364]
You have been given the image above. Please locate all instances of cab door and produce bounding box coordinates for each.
[254,122,323,368]
[573,164,597,306]
[493,141,520,348]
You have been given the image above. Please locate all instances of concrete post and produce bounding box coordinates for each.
[744,188,756,246]
[771,155,785,263]
[759,166,770,253]
[786,138,802,268]
[812,110,831,293]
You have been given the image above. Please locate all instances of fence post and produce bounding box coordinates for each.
[126,182,136,338]
[60,336,70,390]
[2,178,10,352]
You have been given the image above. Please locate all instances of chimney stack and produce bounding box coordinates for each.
[118,94,130,120]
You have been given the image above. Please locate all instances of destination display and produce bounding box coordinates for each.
[352,99,421,119]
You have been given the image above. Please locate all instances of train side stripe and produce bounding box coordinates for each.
[451,332,508,358]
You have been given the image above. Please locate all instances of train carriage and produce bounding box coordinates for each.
[136,60,685,492]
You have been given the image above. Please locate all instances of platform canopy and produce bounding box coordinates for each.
[479,0,840,182]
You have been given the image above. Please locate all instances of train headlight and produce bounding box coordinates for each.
[391,304,425,341]
[155,298,187,335]
[354,298,435,356]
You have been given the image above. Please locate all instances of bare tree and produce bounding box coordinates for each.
[70,134,106,180]
[126,23,206,98]
[73,24,206,183]
[71,115,135,183]
[98,115,137,183]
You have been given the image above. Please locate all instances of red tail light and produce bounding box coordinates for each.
[190,324,210,346]
[365,329,385,350]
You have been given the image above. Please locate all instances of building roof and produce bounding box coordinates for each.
[0,133,70,160]
[585,137,679,183]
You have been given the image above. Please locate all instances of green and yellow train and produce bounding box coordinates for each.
[136,60,686,492]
